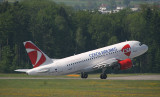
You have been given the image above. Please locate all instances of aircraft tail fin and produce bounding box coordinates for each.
[24,41,53,68]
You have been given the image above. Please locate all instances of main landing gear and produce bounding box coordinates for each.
[81,72,88,79]
[100,68,107,79]
[80,68,107,79]
[100,73,107,79]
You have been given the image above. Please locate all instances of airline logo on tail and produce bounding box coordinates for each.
[121,44,131,56]
[24,42,46,68]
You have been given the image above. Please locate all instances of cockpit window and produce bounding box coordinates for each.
[139,43,142,46]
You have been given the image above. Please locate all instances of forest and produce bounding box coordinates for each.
[0,0,160,73]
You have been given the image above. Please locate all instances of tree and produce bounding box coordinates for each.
[123,0,130,7]
[109,0,117,10]
[75,27,86,54]
[107,36,118,45]
[11,44,18,71]
[154,48,160,72]
[0,46,13,73]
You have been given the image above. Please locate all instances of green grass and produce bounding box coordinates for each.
[0,79,160,97]
[0,73,160,97]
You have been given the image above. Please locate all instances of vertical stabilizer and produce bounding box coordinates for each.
[24,41,53,68]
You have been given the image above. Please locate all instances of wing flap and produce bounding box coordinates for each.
[93,58,118,69]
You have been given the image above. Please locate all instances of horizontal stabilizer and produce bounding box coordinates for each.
[14,69,31,73]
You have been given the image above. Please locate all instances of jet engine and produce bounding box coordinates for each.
[112,59,133,70]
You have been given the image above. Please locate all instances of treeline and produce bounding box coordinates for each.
[0,0,160,73]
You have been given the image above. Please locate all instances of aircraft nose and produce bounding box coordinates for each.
[142,44,148,53]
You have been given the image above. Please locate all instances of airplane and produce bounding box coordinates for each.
[15,40,148,79]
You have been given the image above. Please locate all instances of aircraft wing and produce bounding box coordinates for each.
[14,69,31,73]
[93,58,118,69]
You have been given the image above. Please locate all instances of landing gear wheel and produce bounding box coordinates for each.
[81,72,88,79]
[100,73,107,79]
[84,73,88,78]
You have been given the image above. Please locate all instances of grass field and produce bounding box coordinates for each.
[0,74,160,97]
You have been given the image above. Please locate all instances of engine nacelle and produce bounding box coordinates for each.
[112,59,133,70]
[118,58,133,70]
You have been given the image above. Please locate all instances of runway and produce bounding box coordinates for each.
[0,75,160,80]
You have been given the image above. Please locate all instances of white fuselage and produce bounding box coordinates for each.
[27,41,148,76]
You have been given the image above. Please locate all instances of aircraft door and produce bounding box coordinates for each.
[55,62,63,74]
